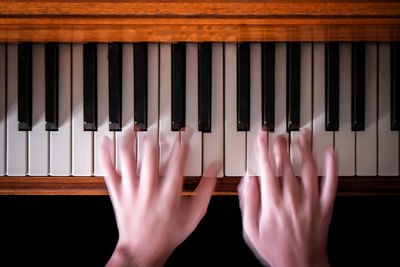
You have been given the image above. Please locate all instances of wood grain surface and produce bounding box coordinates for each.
[0,0,399,42]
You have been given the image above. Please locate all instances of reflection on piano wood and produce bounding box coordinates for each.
[2,177,400,196]
[1,1,400,195]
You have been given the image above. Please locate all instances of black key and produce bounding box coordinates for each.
[18,43,32,131]
[198,43,212,132]
[134,43,148,131]
[351,42,365,131]
[171,43,186,131]
[45,43,59,131]
[83,43,97,131]
[237,42,250,131]
[286,42,301,132]
[108,43,122,131]
[325,43,339,131]
[391,42,400,131]
[262,43,275,131]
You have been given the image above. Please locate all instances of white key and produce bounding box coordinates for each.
[28,44,48,176]
[6,44,27,176]
[72,44,93,176]
[203,43,224,177]
[313,43,334,176]
[246,43,261,176]
[378,43,398,175]
[116,43,134,172]
[0,44,5,175]
[94,44,115,176]
[335,43,355,176]
[159,44,178,176]
[356,43,377,176]
[224,43,246,176]
[183,43,202,176]
[291,43,312,176]
[269,43,288,175]
[137,43,158,175]
[50,44,71,176]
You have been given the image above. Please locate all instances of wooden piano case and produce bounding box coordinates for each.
[0,0,400,195]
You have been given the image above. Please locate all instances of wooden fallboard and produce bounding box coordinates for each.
[0,0,400,42]
[0,177,400,196]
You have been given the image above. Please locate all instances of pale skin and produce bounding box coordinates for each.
[238,130,338,267]
[100,127,221,267]
[100,128,338,267]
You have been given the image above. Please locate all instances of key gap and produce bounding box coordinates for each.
[4,44,8,176]
[333,131,336,151]
[354,130,357,176]
[47,131,50,176]
[376,43,379,176]
[91,131,94,176]
[311,42,314,151]
[69,44,73,176]
[288,133,291,159]
[113,132,116,169]
[157,43,161,177]
[4,44,7,175]
[222,43,226,177]
[201,132,204,176]
[133,43,138,173]
[244,132,247,173]
[26,131,28,176]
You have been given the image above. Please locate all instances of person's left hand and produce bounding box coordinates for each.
[100,127,221,267]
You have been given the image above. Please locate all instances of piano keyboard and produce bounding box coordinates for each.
[0,42,399,178]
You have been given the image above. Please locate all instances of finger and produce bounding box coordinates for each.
[99,136,121,198]
[320,147,338,215]
[238,176,260,243]
[257,131,281,202]
[119,127,138,193]
[139,133,159,201]
[179,161,219,237]
[273,136,299,200]
[187,162,219,220]
[161,130,189,204]
[298,129,318,200]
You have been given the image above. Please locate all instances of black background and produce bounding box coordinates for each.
[0,195,399,267]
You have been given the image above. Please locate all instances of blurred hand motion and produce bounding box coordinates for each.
[238,130,338,267]
[100,127,221,267]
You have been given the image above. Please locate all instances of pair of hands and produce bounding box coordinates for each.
[100,128,338,267]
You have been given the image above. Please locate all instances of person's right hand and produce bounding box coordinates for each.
[238,130,338,267]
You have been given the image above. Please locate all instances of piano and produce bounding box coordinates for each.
[0,0,400,195]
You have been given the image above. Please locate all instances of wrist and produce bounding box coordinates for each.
[270,251,329,267]
[106,245,133,267]
[106,242,168,267]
